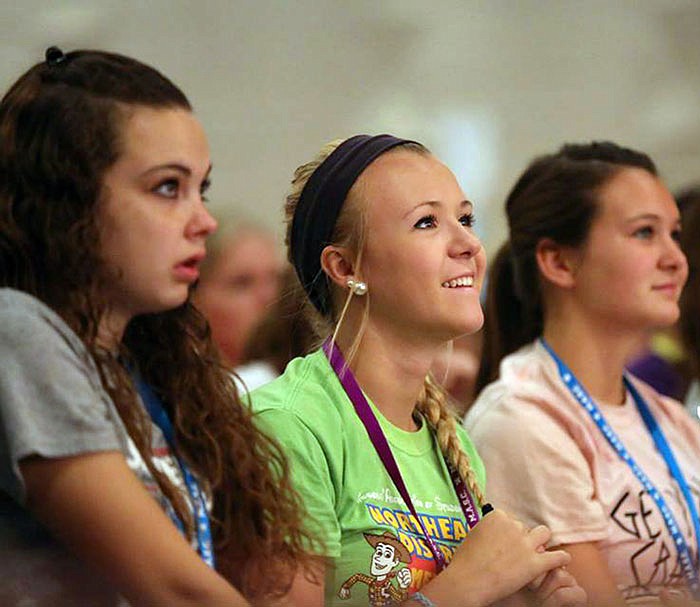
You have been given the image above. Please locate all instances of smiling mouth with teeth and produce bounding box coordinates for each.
[442,276,474,288]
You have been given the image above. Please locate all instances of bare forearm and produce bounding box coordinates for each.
[22,453,249,607]
[555,542,625,607]
[399,568,489,607]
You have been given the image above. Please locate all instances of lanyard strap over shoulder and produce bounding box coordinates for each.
[540,338,700,597]
[323,339,482,572]
[133,375,215,569]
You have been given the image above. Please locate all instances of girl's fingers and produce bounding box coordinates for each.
[540,585,588,607]
[536,568,575,598]
[536,568,586,607]
[528,524,553,548]
[540,550,571,572]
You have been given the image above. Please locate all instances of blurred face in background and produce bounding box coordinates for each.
[195,227,283,366]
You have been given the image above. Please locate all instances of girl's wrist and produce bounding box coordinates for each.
[406,568,486,607]
[409,591,437,607]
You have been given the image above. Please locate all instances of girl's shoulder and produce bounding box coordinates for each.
[1,287,54,314]
[250,348,347,426]
[0,289,124,504]
[0,288,88,362]
[468,341,565,418]
[465,341,597,455]
[629,375,700,445]
[0,288,78,343]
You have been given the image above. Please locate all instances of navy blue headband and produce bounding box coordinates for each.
[290,134,418,315]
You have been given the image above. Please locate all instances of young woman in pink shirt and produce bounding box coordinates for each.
[467,142,699,606]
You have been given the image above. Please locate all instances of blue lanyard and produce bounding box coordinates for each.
[133,375,215,568]
[540,338,700,597]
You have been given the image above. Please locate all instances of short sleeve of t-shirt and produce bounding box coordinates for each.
[467,388,608,546]
[0,289,122,503]
[255,407,342,556]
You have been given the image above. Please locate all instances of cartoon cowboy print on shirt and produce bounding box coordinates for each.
[339,531,412,607]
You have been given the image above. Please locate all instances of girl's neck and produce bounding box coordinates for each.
[335,323,441,431]
[97,308,129,352]
[542,309,646,405]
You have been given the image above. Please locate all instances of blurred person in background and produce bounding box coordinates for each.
[193,216,284,386]
[238,267,317,390]
[677,187,700,422]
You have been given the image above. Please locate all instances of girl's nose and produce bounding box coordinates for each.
[449,221,482,258]
[189,202,218,238]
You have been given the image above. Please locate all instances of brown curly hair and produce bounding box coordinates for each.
[0,49,314,600]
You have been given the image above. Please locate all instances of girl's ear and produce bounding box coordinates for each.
[320,245,357,289]
[535,238,580,289]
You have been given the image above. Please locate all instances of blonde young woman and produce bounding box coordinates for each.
[251,135,586,607]
[466,142,700,606]
[194,216,284,369]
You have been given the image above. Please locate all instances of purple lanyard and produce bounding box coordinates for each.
[323,339,482,572]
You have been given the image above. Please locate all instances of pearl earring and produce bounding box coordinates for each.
[346,278,368,296]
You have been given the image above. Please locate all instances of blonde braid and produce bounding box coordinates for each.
[416,374,485,507]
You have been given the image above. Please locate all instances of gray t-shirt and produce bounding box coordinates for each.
[0,288,196,606]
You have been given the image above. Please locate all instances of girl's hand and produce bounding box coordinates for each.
[659,588,699,607]
[533,567,587,607]
[456,508,571,601]
[416,508,571,607]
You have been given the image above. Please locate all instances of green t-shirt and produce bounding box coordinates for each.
[251,349,486,607]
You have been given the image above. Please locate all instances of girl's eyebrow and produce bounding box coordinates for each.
[402,199,472,219]
[140,163,213,178]
[625,212,680,224]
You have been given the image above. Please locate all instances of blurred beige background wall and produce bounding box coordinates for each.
[2,0,699,253]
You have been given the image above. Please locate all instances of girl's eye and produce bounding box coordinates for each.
[460,213,475,228]
[414,214,437,229]
[153,179,179,198]
[633,225,654,239]
[671,228,681,242]
[200,177,211,203]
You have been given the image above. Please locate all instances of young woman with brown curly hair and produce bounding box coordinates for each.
[0,47,311,606]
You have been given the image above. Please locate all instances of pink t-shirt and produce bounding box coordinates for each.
[465,341,700,604]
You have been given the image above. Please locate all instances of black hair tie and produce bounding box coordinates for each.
[45,46,67,67]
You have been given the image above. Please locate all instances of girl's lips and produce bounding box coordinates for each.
[174,263,200,282]
[652,283,680,297]
[174,255,204,282]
